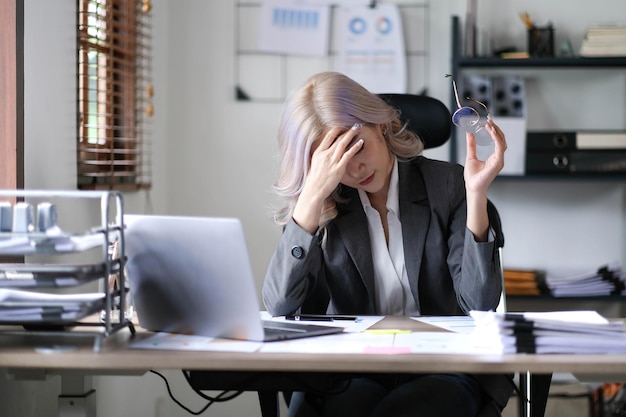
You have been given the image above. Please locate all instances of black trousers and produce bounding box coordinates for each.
[286,373,484,417]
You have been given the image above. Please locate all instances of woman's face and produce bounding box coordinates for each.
[339,125,394,195]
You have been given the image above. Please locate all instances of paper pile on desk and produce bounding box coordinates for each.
[544,263,626,297]
[470,310,626,354]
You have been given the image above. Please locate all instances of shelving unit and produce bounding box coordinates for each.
[507,295,626,319]
[449,15,626,174]
[454,56,626,69]
[0,190,135,352]
[449,16,626,312]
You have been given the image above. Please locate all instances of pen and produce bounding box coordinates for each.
[285,314,359,322]
[519,12,534,29]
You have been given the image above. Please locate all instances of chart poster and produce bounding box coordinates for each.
[335,4,407,93]
[258,0,331,57]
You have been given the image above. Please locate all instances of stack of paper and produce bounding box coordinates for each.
[580,25,626,57]
[0,226,104,255]
[0,262,109,288]
[470,310,626,354]
[0,289,105,323]
[544,263,626,297]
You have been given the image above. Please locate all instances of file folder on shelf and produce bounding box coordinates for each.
[526,131,626,174]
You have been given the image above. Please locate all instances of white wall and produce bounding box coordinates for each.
[2,0,625,416]
[157,0,626,276]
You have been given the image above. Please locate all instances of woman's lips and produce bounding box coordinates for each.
[359,173,375,186]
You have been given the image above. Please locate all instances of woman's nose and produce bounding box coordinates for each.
[346,157,365,178]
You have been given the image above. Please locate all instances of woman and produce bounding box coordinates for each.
[262,71,512,417]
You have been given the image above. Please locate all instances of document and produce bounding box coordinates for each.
[258,0,331,57]
[131,314,498,355]
[0,289,104,307]
[395,332,500,354]
[544,263,626,296]
[258,329,500,354]
[0,289,105,323]
[412,315,476,334]
[334,3,407,93]
[0,262,107,288]
[130,332,262,352]
[0,227,103,255]
[470,310,626,354]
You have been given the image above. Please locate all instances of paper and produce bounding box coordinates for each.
[0,262,107,288]
[0,237,31,253]
[130,332,262,352]
[412,315,476,334]
[258,0,331,57]
[131,315,496,355]
[544,263,626,297]
[0,227,103,255]
[0,289,104,307]
[470,310,626,354]
[0,289,105,323]
[396,332,500,354]
[260,330,500,354]
[334,3,407,93]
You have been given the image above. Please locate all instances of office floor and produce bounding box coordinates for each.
[502,380,599,417]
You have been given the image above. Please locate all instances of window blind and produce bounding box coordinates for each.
[77,0,153,191]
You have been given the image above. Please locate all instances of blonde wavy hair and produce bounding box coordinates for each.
[272,71,424,233]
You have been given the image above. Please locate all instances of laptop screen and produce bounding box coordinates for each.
[123,215,266,340]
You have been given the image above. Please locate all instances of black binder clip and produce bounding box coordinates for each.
[369,0,377,8]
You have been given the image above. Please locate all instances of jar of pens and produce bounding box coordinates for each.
[99,240,133,324]
[520,12,555,57]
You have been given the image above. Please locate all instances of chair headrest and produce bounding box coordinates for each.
[378,94,452,149]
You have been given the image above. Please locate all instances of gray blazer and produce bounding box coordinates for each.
[263,156,502,316]
[262,156,512,410]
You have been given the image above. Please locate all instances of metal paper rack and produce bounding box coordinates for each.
[0,189,135,351]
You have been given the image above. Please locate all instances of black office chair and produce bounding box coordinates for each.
[378,93,452,149]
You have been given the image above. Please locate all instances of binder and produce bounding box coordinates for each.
[578,132,626,149]
[526,150,626,174]
[526,131,626,174]
[527,131,626,151]
[526,131,576,151]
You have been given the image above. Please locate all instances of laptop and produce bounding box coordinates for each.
[122,215,343,342]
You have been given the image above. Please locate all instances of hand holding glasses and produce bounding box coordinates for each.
[446,74,492,146]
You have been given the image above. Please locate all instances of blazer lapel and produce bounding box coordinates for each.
[398,161,431,306]
[333,162,431,310]
[335,190,376,305]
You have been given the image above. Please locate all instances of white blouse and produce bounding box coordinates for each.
[358,160,420,316]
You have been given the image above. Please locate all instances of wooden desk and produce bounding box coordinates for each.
[0,316,621,417]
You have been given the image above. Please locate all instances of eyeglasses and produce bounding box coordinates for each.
[445,74,492,146]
